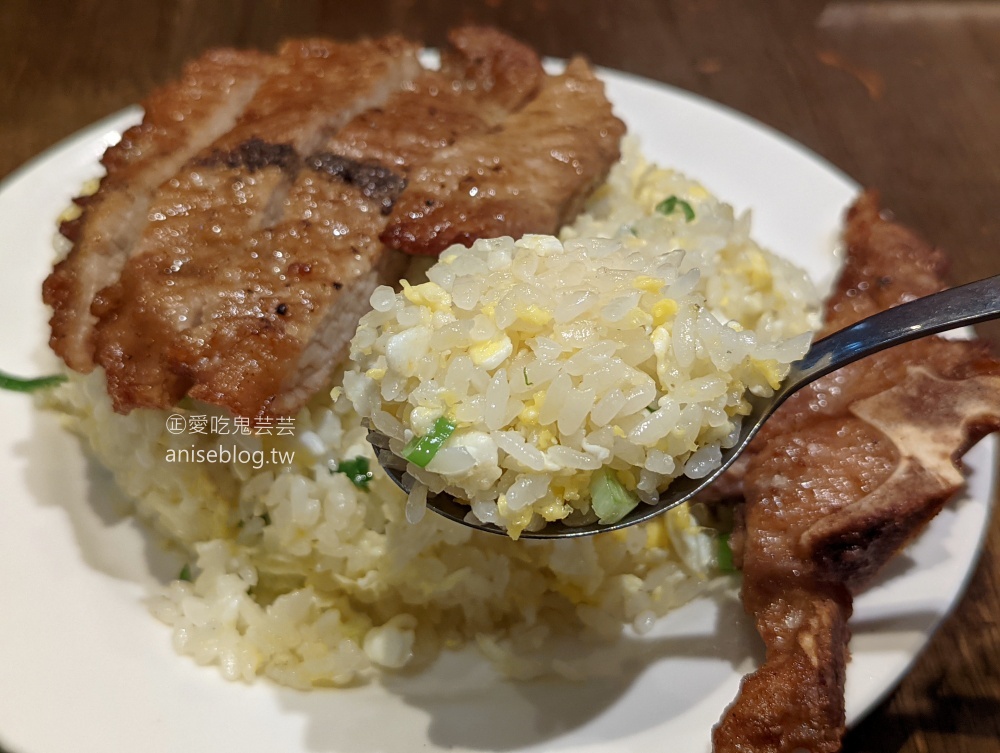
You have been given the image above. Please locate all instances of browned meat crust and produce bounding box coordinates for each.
[43,48,278,373]
[379,57,624,256]
[86,35,422,417]
[716,581,853,753]
[712,190,1000,753]
[43,29,624,419]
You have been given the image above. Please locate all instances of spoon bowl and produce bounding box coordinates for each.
[369,273,1000,539]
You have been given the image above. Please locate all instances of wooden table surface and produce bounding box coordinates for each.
[2,1,998,751]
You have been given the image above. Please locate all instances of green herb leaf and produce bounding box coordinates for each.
[178,564,193,582]
[401,416,457,468]
[0,370,67,392]
[523,367,533,386]
[655,195,695,222]
[332,455,374,491]
[717,532,737,572]
[589,468,640,525]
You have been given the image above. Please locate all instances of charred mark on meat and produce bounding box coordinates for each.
[307,153,407,214]
[198,137,299,173]
[196,140,407,215]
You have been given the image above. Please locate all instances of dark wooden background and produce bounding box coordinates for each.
[2,1,999,751]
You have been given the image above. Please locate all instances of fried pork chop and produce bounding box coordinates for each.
[712,191,1000,752]
[44,28,624,419]
[46,47,284,374]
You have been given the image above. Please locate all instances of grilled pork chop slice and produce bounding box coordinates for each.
[380,56,624,256]
[712,192,1000,753]
[55,28,623,418]
[323,27,544,170]
[43,48,277,372]
[95,157,410,418]
[88,36,423,414]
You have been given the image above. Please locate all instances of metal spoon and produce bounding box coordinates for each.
[368,273,1000,539]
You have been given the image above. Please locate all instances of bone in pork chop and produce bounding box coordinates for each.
[712,191,1000,753]
[44,28,624,419]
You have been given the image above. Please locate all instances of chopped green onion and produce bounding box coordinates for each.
[589,468,640,525]
[655,195,696,222]
[523,367,533,386]
[0,370,67,392]
[332,455,374,491]
[178,564,193,582]
[717,532,737,572]
[401,416,457,468]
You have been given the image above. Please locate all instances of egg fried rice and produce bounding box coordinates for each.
[43,141,820,687]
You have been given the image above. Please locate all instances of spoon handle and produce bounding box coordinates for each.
[780,273,1000,400]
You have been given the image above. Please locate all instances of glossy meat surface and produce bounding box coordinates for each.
[380,56,625,256]
[89,36,421,416]
[43,48,276,372]
[713,191,1000,753]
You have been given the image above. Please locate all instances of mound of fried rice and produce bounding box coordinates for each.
[347,142,819,538]
[43,141,820,688]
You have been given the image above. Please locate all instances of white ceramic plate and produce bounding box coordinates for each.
[0,68,994,753]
